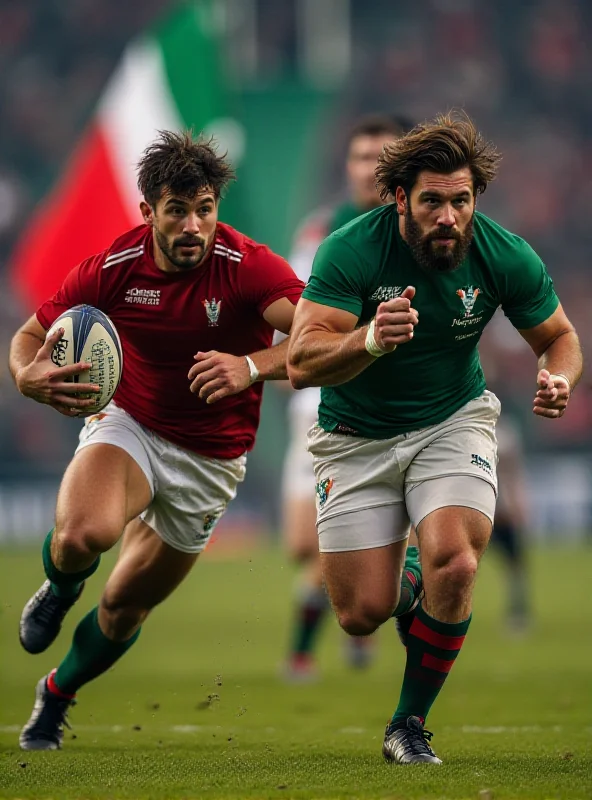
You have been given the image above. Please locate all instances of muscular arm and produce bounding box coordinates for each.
[287,289,418,389]
[519,304,583,418]
[9,314,100,415]
[287,299,375,388]
[246,337,291,381]
[9,315,46,386]
[188,296,299,402]
[247,297,297,381]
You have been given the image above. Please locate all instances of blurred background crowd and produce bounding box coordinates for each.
[0,0,590,541]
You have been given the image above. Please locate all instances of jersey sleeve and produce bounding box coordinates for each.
[301,233,367,317]
[239,248,305,315]
[36,252,105,330]
[500,239,560,329]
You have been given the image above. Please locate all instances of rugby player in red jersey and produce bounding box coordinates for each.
[9,130,304,750]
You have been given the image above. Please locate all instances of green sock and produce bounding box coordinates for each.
[291,585,329,656]
[391,602,471,726]
[392,546,422,617]
[42,529,101,598]
[54,607,141,695]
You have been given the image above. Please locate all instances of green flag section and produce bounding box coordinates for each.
[233,81,333,258]
[9,1,336,311]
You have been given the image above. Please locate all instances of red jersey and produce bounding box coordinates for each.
[37,223,304,458]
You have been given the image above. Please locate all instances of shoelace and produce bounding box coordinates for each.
[386,721,436,757]
[31,589,65,625]
[400,726,436,757]
[32,695,76,739]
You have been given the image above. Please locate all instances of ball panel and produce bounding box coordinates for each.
[48,317,75,368]
[45,305,123,413]
[78,323,122,410]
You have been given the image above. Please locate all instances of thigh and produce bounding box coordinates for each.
[318,503,410,553]
[320,505,409,613]
[56,443,152,547]
[307,425,405,547]
[415,496,493,568]
[144,445,247,554]
[101,518,198,615]
[405,391,501,494]
[405,474,497,531]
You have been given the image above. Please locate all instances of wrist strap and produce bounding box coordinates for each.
[245,355,260,384]
[365,319,392,358]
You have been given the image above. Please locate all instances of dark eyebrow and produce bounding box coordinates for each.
[418,189,472,200]
[164,197,189,208]
[164,195,215,208]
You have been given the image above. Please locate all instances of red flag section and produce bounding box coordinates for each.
[9,125,136,311]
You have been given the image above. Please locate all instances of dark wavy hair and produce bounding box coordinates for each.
[137,129,236,206]
[375,112,501,201]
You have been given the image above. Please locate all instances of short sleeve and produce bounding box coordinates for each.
[239,247,305,315]
[500,240,559,329]
[36,252,104,330]
[301,234,366,317]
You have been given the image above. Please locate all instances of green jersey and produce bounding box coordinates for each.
[328,201,362,234]
[302,206,559,438]
[290,200,373,284]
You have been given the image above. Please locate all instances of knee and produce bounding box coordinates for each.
[336,598,394,636]
[54,519,120,559]
[431,550,479,594]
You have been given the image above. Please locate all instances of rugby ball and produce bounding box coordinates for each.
[46,305,123,413]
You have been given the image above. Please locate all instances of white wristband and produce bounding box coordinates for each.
[365,319,393,358]
[245,355,260,384]
[550,373,571,391]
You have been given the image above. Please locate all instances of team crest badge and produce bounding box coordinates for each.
[203,510,223,534]
[197,508,225,544]
[315,478,334,509]
[86,412,108,425]
[456,286,481,318]
[85,412,108,432]
[203,298,222,326]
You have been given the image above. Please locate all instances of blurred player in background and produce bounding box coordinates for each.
[287,112,582,764]
[491,414,531,631]
[281,114,413,680]
[480,351,533,632]
[9,131,304,751]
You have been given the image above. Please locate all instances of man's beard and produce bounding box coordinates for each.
[405,207,473,274]
[155,229,207,270]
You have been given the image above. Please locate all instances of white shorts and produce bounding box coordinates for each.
[76,404,246,554]
[308,391,501,552]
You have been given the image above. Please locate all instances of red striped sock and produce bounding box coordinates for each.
[391,603,471,726]
[47,669,76,700]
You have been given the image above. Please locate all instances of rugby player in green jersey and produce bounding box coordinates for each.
[282,114,414,681]
[287,113,582,764]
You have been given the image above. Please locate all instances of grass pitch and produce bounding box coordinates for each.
[0,543,591,799]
